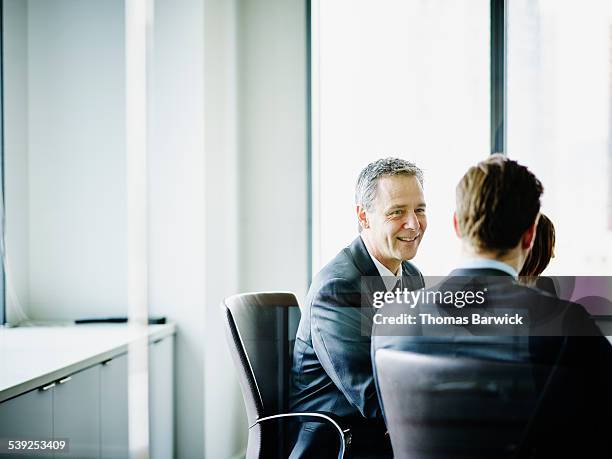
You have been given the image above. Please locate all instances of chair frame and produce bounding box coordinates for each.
[223,292,351,459]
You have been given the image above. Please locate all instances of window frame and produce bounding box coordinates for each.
[491,0,507,154]
[307,0,509,279]
[1,0,6,325]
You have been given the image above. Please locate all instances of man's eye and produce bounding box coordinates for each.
[391,210,403,216]
[416,208,426,214]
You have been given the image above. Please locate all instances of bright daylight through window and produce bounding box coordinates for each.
[507,0,612,275]
[313,0,612,276]
[313,0,489,275]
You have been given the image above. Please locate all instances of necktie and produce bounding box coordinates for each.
[392,277,402,292]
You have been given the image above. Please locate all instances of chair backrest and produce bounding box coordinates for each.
[375,349,555,459]
[222,292,300,458]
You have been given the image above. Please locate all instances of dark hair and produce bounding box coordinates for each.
[520,214,556,277]
[456,154,543,254]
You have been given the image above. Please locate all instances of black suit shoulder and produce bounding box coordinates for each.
[307,237,377,303]
[516,282,603,337]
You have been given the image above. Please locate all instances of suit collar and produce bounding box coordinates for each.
[347,236,419,278]
[448,267,517,285]
[347,236,380,277]
[459,258,518,278]
[347,237,423,296]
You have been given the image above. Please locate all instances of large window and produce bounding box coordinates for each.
[313,0,612,277]
[507,0,612,275]
[312,0,490,275]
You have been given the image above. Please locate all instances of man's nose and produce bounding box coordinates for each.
[402,211,419,230]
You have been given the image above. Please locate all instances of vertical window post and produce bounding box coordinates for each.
[306,0,313,286]
[491,0,507,154]
[0,0,5,325]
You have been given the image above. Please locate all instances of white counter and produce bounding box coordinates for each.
[0,323,176,403]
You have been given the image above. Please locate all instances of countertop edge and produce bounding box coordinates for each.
[0,323,176,404]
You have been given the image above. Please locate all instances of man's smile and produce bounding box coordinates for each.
[397,234,420,243]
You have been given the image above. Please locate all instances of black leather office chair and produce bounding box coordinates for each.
[222,292,351,459]
[375,349,566,459]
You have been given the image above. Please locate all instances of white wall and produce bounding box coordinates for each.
[149,0,207,457]
[152,0,309,457]
[3,0,308,457]
[237,0,309,301]
[26,0,127,320]
[202,0,248,458]
[3,0,30,323]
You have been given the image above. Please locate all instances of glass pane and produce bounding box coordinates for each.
[313,0,490,276]
[507,0,612,275]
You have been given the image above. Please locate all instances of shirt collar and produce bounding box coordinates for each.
[361,236,402,291]
[460,258,518,279]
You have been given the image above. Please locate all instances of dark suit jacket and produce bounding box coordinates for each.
[290,237,424,458]
[372,267,612,457]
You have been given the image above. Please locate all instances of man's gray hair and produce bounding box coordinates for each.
[355,157,424,213]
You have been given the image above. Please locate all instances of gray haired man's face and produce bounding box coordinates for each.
[360,175,427,272]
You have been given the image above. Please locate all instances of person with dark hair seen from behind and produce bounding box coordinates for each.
[372,154,612,457]
[519,213,555,278]
[519,213,557,295]
[290,158,427,459]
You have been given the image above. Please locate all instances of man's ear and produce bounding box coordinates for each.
[357,205,369,230]
[453,212,462,238]
[521,217,539,250]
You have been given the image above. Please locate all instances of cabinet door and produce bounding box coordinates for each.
[149,336,174,459]
[53,365,100,459]
[0,388,53,458]
[100,354,128,459]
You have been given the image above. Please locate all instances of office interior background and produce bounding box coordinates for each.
[1,0,611,458]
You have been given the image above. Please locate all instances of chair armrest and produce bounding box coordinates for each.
[249,411,351,459]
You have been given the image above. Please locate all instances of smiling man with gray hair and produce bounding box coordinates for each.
[290,158,427,458]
